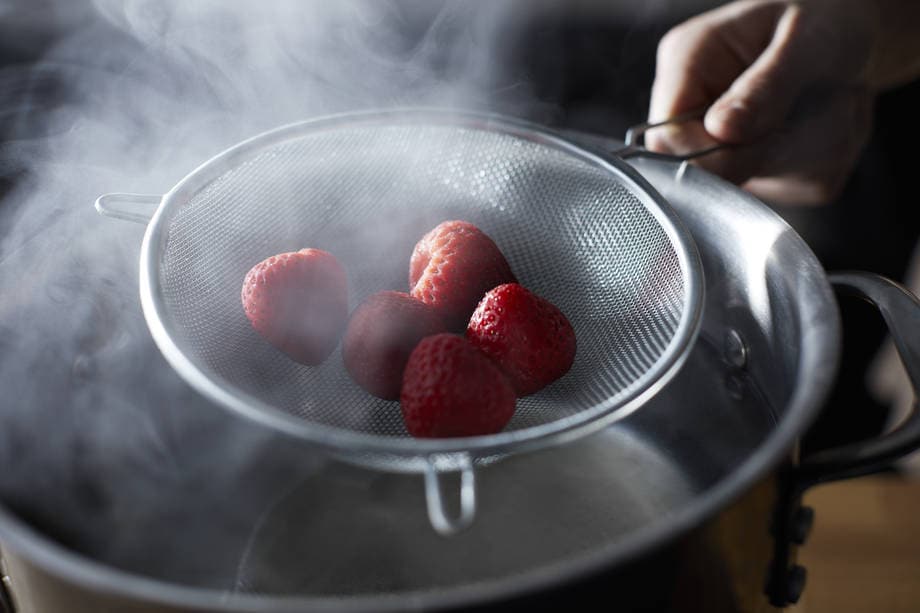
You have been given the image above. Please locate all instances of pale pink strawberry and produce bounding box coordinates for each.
[409,220,516,331]
[241,249,348,365]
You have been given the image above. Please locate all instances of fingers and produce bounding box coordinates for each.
[649,0,787,123]
[643,119,762,185]
[647,87,871,185]
[647,0,875,205]
[647,119,764,184]
[697,87,874,205]
[648,22,718,123]
[704,3,809,143]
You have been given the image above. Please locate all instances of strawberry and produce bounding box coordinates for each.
[401,334,516,438]
[409,220,516,332]
[466,283,576,396]
[241,248,348,365]
[343,291,448,400]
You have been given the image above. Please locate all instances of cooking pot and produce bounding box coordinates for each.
[0,117,918,613]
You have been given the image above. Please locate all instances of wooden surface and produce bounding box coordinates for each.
[795,475,920,613]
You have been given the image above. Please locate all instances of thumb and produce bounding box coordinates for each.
[704,4,810,144]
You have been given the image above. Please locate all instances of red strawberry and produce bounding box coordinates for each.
[401,334,516,438]
[466,283,576,396]
[409,220,516,332]
[241,248,348,365]
[343,291,448,400]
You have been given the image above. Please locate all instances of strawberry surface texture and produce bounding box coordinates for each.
[343,291,448,400]
[400,334,516,437]
[467,283,576,396]
[409,220,516,332]
[241,248,348,365]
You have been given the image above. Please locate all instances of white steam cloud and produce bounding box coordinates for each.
[0,0,548,585]
[0,0,688,591]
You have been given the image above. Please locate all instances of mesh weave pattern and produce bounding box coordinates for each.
[158,124,685,437]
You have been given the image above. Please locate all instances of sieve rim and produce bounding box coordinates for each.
[138,108,704,460]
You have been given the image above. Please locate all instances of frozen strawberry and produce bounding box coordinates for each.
[343,291,448,400]
[241,248,348,365]
[409,220,516,332]
[466,283,576,396]
[401,334,516,438]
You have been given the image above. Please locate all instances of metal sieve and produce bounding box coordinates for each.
[96,109,703,534]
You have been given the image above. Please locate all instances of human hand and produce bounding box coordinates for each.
[647,0,876,205]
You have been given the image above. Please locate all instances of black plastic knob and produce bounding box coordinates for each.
[792,505,816,545]
[785,564,808,604]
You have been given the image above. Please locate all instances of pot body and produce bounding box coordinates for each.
[0,136,857,612]
[1,474,787,613]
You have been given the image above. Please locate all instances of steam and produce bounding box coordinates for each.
[0,0,548,585]
[0,0,684,592]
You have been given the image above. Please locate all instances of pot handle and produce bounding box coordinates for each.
[797,271,920,486]
[424,455,476,536]
[94,193,161,224]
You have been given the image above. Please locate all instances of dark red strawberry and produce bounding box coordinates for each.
[241,248,348,365]
[466,283,576,396]
[409,220,516,332]
[401,334,516,438]
[343,291,448,400]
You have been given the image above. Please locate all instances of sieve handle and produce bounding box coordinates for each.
[423,455,476,536]
[797,272,920,486]
[618,108,731,162]
[94,193,161,224]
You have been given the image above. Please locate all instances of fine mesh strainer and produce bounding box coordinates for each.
[96,109,703,534]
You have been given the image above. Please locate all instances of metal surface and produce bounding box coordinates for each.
[723,330,749,370]
[235,422,699,599]
[0,135,848,612]
[4,127,919,612]
[763,272,920,606]
[618,109,732,162]
[424,456,476,535]
[0,472,786,613]
[0,549,13,613]
[94,193,160,224]
[97,111,704,469]
[798,272,920,485]
[97,110,705,534]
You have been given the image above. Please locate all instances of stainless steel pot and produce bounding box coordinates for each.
[0,127,918,613]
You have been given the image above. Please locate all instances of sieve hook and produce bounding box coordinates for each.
[424,455,476,536]
[95,193,161,224]
[617,108,731,162]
